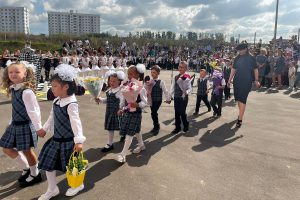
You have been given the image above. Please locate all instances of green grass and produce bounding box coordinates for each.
[0,40,61,53]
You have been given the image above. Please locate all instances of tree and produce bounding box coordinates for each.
[166,31,173,40]
[162,31,166,39]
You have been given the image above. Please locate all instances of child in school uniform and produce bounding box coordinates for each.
[193,69,211,115]
[147,65,170,135]
[117,64,147,163]
[0,61,43,187]
[96,71,126,152]
[169,61,192,134]
[209,68,226,117]
[37,64,86,200]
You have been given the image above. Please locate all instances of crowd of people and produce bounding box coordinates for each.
[0,38,299,200]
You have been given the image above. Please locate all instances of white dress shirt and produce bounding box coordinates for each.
[43,94,86,144]
[169,73,192,97]
[10,84,42,131]
[153,77,171,101]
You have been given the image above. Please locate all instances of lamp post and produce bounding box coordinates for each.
[273,0,279,51]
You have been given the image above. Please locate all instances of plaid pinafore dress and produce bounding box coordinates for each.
[104,90,121,131]
[38,99,76,172]
[119,95,142,136]
[0,89,37,150]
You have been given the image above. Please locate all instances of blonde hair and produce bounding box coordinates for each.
[1,62,36,96]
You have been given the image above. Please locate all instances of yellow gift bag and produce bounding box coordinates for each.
[66,151,88,188]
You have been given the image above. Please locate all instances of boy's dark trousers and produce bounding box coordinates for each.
[151,101,162,130]
[174,96,189,130]
[210,92,223,115]
[195,95,211,113]
[224,80,231,99]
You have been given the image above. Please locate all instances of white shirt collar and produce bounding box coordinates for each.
[109,86,121,93]
[54,94,77,107]
[10,83,25,90]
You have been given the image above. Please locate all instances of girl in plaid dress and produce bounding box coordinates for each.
[117,64,148,163]
[95,71,125,152]
[0,61,43,187]
[37,64,86,200]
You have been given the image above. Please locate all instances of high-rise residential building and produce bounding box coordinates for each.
[48,10,100,35]
[0,7,30,34]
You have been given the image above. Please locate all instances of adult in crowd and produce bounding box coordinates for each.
[227,42,260,128]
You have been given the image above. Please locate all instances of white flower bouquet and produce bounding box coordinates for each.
[83,76,104,98]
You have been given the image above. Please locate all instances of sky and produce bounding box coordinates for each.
[1,0,299,43]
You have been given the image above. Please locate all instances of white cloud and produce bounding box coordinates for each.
[1,0,299,41]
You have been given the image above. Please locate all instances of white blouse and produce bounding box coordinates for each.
[43,95,86,144]
[10,84,42,131]
[152,77,171,101]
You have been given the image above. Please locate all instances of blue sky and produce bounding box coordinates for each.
[1,0,299,42]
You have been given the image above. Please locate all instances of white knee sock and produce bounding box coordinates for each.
[46,171,57,192]
[120,135,133,156]
[15,152,29,171]
[108,131,114,146]
[135,133,144,147]
[29,163,39,176]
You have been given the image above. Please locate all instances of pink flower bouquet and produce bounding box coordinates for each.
[176,74,191,98]
[121,79,143,112]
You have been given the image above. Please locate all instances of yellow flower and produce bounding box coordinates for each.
[84,77,102,82]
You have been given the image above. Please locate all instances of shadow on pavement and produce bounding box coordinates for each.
[126,133,182,167]
[161,117,175,126]
[223,99,236,107]
[185,115,218,138]
[283,90,293,95]
[0,181,22,200]
[290,92,300,99]
[0,100,11,105]
[265,88,279,94]
[192,120,243,152]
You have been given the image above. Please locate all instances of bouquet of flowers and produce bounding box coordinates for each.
[121,79,143,112]
[144,76,156,106]
[176,74,191,98]
[66,151,88,188]
[212,71,223,96]
[82,76,104,98]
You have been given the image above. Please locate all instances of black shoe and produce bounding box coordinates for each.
[213,111,217,117]
[183,125,189,133]
[193,112,198,116]
[236,120,242,128]
[208,108,211,112]
[18,169,30,182]
[101,144,114,152]
[171,128,181,134]
[217,114,222,117]
[119,135,125,142]
[19,173,42,188]
[152,129,160,136]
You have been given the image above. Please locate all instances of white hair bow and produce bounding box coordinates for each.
[6,60,36,72]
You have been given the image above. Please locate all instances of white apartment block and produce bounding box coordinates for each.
[0,7,30,34]
[48,10,100,35]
